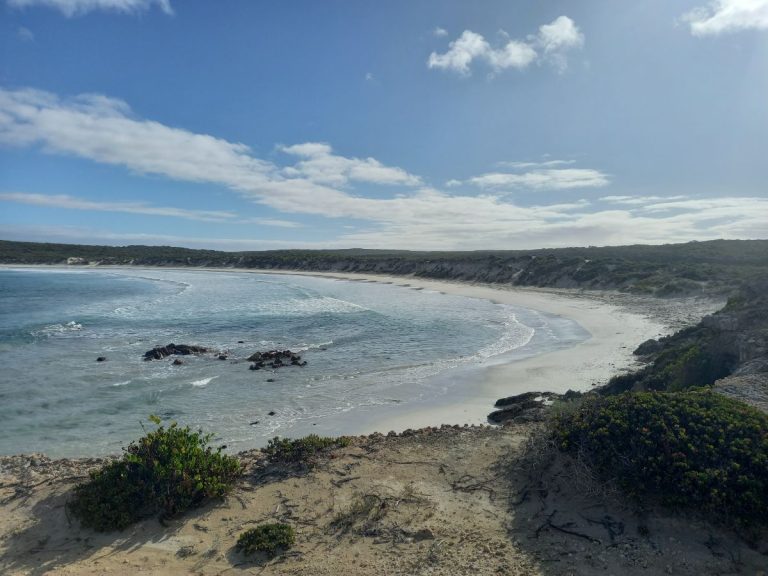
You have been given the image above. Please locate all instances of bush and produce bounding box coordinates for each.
[236,523,295,557]
[552,391,768,527]
[68,417,242,531]
[263,434,351,467]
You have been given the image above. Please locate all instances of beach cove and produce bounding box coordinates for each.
[0,265,717,457]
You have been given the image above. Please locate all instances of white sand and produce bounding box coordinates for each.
[241,270,671,432]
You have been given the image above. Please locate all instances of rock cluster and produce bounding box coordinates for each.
[488,391,564,424]
[143,343,209,361]
[248,350,307,370]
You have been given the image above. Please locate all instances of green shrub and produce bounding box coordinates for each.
[263,434,351,467]
[552,391,768,527]
[236,523,295,557]
[68,417,242,531]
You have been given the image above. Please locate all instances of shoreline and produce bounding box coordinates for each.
[0,264,719,444]
[243,270,675,432]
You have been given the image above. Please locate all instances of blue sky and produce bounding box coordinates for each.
[1,0,767,250]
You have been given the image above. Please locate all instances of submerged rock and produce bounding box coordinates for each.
[143,343,208,361]
[96,356,106,362]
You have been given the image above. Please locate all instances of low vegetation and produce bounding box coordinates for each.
[236,523,296,557]
[603,277,768,394]
[67,417,242,531]
[552,391,768,527]
[263,434,351,467]
[3,238,767,296]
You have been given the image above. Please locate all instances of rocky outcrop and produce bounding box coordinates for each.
[248,350,307,370]
[143,344,209,361]
[604,277,768,394]
[713,373,768,414]
[488,391,562,424]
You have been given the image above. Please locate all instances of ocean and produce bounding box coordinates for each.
[0,268,589,457]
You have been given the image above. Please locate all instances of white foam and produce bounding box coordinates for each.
[254,297,369,316]
[475,309,535,359]
[35,321,83,336]
[191,376,218,388]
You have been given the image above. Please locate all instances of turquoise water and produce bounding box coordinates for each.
[0,268,588,456]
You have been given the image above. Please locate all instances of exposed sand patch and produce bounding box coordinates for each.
[1,426,764,575]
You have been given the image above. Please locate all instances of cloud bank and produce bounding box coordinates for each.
[428,16,584,75]
[0,87,766,250]
[7,0,172,16]
[684,0,768,35]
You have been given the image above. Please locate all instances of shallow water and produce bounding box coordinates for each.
[0,268,588,456]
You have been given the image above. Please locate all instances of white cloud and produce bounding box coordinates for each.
[536,16,584,53]
[499,159,576,169]
[240,217,303,229]
[279,141,421,187]
[535,16,585,72]
[428,30,496,75]
[427,16,583,75]
[683,0,768,36]
[1,87,766,251]
[0,191,238,222]
[601,195,688,205]
[468,168,610,190]
[7,0,172,16]
[433,27,448,37]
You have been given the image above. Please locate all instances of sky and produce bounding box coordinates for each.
[0,0,767,251]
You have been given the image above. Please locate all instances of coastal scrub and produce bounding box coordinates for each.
[264,434,352,468]
[236,523,296,557]
[67,417,242,531]
[553,391,768,527]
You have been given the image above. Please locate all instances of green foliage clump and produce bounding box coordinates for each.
[553,391,768,527]
[604,331,737,394]
[68,417,242,531]
[236,523,296,557]
[263,434,351,467]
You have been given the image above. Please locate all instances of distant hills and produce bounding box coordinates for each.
[1,238,767,297]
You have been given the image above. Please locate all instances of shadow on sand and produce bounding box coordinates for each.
[503,431,768,575]
[0,482,200,576]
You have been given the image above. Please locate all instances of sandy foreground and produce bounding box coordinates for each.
[5,266,760,575]
[2,425,766,576]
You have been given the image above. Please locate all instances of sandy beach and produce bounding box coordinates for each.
[0,264,721,436]
[234,269,717,431]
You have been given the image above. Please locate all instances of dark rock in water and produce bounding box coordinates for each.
[218,354,227,360]
[96,356,106,362]
[266,378,275,382]
[143,343,208,361]
[246,349,306,370]
[238,340,244,344]
[172,359,184,365]
[268,410,276,416]
[249,420,260,426]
